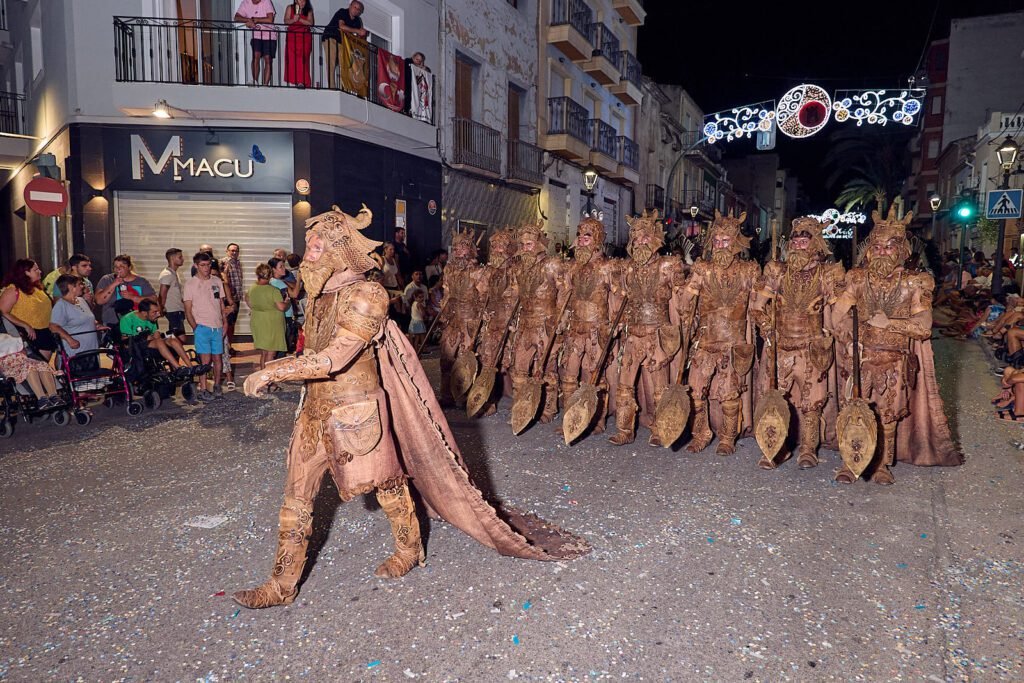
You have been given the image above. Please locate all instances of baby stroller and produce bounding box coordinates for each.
[55,329,141,425]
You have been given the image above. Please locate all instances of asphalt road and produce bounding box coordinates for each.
[0,339,1020,682]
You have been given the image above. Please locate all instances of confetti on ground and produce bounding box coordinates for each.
[185,515,229,529]
[522,600,532,611]
[731,518,742,525]
[512,635,520,646]
[367,660,381,669]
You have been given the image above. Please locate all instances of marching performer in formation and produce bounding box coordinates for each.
[235,206,588,610]
[437,229,484,406]
[831,207,962,483]
[610,210,687,446]
[430,204,960,484]
[678,210,760,455]
[751,216,846,470]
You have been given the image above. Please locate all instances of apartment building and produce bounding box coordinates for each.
[0,0,443,331]
[537,0,645,248]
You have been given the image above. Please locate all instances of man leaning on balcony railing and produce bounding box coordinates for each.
[323,1,368,90]
[234,0,279,86]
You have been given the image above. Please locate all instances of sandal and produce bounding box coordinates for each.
[996,408,1024,423]
[992,390,1012,404]
[225,380,236,390]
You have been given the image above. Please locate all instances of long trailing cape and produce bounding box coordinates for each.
[895,338,962,466]
[377,319,591,560]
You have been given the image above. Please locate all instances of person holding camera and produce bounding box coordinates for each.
[184,252,229,401]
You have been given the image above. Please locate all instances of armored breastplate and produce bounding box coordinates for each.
[308,349,380,399]
[624,262,670,326]
[860,275,913,350]
[776,265,826,343]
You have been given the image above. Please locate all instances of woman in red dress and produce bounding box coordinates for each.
[284,0,314,87]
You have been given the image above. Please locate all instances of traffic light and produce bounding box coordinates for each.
[953,192,976,222]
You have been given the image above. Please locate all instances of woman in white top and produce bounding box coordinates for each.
[379,242,404,292]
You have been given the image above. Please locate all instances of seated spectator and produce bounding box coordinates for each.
[0,332,62,409]
[120,300,194,374]
[49,275,104,358]
[0,259,58,359]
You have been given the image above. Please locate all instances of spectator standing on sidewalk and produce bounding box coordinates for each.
[43,254,95,304]
[159,248,187,342]
[95,255,157,329]
[183,252,229,401]
[221,243,243,353]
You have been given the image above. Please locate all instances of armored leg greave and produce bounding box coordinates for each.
[608,389,637,446]
[234,497,313,609]
[870,422,897,485]
[374,481,425,578]
[715,399,742,455]
[540,374,560,424]
[797,409,821,469]
[687,399,713,453]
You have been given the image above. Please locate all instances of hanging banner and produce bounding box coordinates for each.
[409,63,433,124]
[377,48,406,113]
[339,34,369,98]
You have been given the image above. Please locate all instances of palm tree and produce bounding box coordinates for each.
[821,126,913,215]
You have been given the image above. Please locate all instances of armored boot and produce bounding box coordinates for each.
[608,390,637,446]
[539,374,560,424]
[234,497,313,609]
[870,422,897,485]
[592,386,609,435]
[686,399,713,453]
[374,481,426,578]
[715,399,742,455]
[439,359,456,407]
[556,379,580,433]
[796,409,821,469]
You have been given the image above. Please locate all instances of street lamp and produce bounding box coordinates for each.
[689,205,699,219]
[928,195,941,241]
[993,135,1020,295]
[582,164,599,216]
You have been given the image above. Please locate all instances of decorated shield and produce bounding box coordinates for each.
[451,351,479,401]
[652,382,692,448]
[511,378,544,435]
[837,397,878,479]
[466,367,497,418]
[562,383,600,445]
[753,388,790,464]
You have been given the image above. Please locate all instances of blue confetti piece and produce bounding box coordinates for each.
[522,601,532,611]
[730,518,742,526]
[920,533,928,539]
[512,635,520,645]
[896,563,908,569]
[562,484,570,491]
[230,609,240,618]
[367,660,381,668]
[706,536,715,544]
[914,604,926,610]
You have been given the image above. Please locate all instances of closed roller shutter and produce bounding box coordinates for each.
[114,191,293,336]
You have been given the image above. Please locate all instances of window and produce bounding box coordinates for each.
[30,4,43,82]
[508,84,524,140]
[931,95,942,115]
[455,54,476,120]
[927,138,940,159]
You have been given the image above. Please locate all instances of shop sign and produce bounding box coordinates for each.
[112,130,293,193]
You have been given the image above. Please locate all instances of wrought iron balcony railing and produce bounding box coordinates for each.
[615,50,642,87]
[590,119,617,158]
[0,91,25,135]
[547,96,590,143]
[112,16,435,125]
[646,184,665,210]
[452,118,501,175]
[550,0,593,41]
[589,23,619,59]
[617,135,639,170]
[508,138,544,186]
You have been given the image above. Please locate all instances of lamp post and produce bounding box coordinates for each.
[993,135,1020,296]
[582,164,599,217]
[928,194,941,241]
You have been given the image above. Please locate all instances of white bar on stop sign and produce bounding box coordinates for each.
[29,190,64,202]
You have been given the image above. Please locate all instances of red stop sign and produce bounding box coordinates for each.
[24,177,69,217]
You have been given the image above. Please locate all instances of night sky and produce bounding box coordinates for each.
[638,0,1024,207]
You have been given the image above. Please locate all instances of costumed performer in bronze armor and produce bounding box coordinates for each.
[750,216,845,469]
[559,215,622,438]
[610,209,687,446]
[677,210,760,455]
[234,206,589,609]
[474,227,518,416]
[509,223,567,424]
[832,207,963,484]
[437,229,485,405]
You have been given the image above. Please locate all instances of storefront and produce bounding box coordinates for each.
[1,123,444,335]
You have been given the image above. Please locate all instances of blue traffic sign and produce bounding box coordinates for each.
[986,189,1023,219]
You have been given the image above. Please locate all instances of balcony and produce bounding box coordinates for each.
[508,138,544,188]
[451,118,501,177]
[610,51,643,106]
[542,96,590,161]
[548,0,593,62]
[609,135,639,184]
[111,17,436,134]
[0,92,32,169]
[589,119,617,173]
[612,0,646,26]
[645,184,665,211]
[581,23,620,86]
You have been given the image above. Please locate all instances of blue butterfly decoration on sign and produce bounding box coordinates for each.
[250,145,266,163]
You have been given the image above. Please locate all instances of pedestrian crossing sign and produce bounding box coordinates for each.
[986,189,1023,219]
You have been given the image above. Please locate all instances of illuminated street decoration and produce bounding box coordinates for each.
[832,89,925,127]
[776,84,832,139]
[705,86,926,144]
[702,101,776,143]
[808,208,866,239]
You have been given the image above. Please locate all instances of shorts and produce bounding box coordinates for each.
[165,311,186,336]
[251,38,278,59]
[194,325,224,356]
[409,320,427,335]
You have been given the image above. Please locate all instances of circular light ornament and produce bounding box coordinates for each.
[295,178,311,195]
[776,84,832,138]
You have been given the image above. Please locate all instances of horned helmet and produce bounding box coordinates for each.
[705,209,750,267]
[865,205,913,276]
[573,216,606,264]
[625,209,665,265]
[450,226,478,264]
[516,222,549,258]
[487,227,516,267]
[300,204,379,297]
[785,215,833,270]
